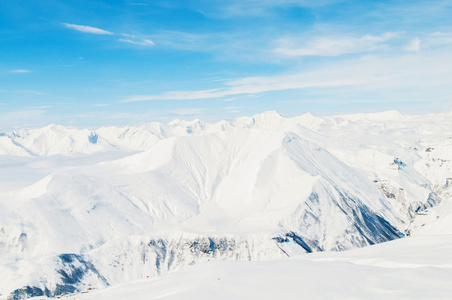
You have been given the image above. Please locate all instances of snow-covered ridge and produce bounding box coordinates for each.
[0,110,451,299]
[1,110,450,157]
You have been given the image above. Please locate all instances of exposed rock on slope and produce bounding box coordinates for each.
[0,111,450,299]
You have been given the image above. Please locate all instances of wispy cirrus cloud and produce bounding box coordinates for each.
[122,89,226,102]
[121,47,452,104]
[63,24,156,47]
[121,77,358,102]
[119,33,155,46]
[118,39,155,46]
[275,32,399,57]
[425,32,452,47]
[10,69,31,73]
[146,30,212,51]
[63,23,113,35]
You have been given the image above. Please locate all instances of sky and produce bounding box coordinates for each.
[1,0,452,130]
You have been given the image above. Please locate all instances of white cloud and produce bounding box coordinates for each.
[121,76,358,102]
[63,24,157,48]
[223,97,238,102]
[121,48,452,105]
[120,33,136,38]
[10,69,31,73]
[122,89,223,102]
[63,23,113,35]
[275,32,399,56]
[147,30,214,51]
[431,32,447,36]
[404,37,421,52]
[118,39,155,46]
[426,33,452,48]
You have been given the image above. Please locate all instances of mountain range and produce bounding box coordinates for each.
[0,110,451,300]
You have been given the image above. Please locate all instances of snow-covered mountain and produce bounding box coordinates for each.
[65,234,452,300]
[0,111,451,300]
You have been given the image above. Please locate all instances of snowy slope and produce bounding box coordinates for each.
[1,110,451,299]
[62,176,452,300]
[61,235,452,300]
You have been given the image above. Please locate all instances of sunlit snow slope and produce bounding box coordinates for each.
[0,111,451,300]
[64,235,452,300]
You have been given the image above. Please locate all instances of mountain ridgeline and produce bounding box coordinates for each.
[0,111,451,299]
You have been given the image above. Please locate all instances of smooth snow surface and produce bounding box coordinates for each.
[1,110,451,299]
[65,235,452,300]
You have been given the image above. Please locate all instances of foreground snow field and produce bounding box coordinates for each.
[1,110,451,299]
[60,235,452,300]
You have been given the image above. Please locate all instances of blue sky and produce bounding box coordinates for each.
[1,0,452,130]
